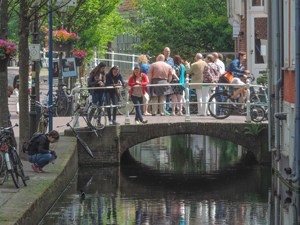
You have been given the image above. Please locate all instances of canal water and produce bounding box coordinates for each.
[39,134,271,225]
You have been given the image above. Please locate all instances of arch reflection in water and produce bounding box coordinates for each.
[128,134,245,175]
[39,135,272,225]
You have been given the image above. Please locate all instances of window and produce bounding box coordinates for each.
[283,0,296,67]
[252,0,264,6]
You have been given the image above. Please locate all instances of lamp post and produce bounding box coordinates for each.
[29,6,40,137]
[48,0,53,131]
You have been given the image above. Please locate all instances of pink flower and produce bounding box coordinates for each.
[0,39,17,60]
[72,50,87,60]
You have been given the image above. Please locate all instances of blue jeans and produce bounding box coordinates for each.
[92,91,105,107]
[92,91,105,120]
[106,91,118,121]
[28,153,55,168]
[131,95,143,122]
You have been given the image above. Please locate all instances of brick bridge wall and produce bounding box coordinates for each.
[66,122,269,166]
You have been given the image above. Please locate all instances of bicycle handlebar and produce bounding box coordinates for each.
[0,123,18,131]
[35,101,53,109]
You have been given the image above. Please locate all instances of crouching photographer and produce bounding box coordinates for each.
[27,130,60,173]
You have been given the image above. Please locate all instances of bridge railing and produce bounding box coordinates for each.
[69,79,266,124]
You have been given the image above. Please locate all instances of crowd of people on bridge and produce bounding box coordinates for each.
[88,47,250,125]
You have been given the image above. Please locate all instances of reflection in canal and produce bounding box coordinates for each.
[39,135,271,225]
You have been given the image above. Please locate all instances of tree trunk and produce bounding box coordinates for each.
[0,0,9,127]
[0,60,9,127]
[18,0,30,157]
[0,0,8,39]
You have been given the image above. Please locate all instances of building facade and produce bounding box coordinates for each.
[227,0,268,78]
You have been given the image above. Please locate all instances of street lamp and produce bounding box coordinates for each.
[29,1,41,137]
[48,0,53,131]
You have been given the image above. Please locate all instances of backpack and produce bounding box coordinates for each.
[22,132,43,154]
[218,71,234,84]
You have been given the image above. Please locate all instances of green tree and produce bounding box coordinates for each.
[37,0,130,56]
[133,0,233,60]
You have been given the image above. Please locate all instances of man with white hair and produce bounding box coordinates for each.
[187,53,207,116]
[148,54,174,116]
[212,52,225,75]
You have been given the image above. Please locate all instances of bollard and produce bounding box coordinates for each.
[246,80,251,122]
[185,77,191,122]
[124,87,131,125]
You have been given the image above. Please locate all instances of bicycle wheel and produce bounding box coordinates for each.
[8,151,20,188]
[86,104,99,130]
[77,135,94,158]
[98,107,107,130]
[117,89,135,115]
[250,105,266,123]
[13,151,28,186]
[56,95,69,117]
[37,117,48,133]
[0,151,7,185]
[208,92,232,119]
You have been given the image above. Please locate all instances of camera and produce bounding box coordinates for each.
[50,151,57,159]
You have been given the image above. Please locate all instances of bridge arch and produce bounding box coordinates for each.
[71,122,268,166]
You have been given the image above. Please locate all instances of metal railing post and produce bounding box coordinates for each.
[185,77,191,122]
[124,87,131,125]
[73,83,81,128]
[246,80,251,122]
[132,54,135,71]
[112,50,115,66]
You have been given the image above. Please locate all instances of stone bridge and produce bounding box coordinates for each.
[65,116,269,166]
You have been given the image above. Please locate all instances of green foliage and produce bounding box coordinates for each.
[134,0,233,60]
[256,71,268,85]
[244,122,265,136]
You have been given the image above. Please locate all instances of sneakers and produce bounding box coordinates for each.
[141,120,148,124]
[112,120,119,125]
[38,167,46,173]
[177,112,183,116]
[31,164,40,173]
[135,120,140,125]
[170,112,176,116]
[109,121,113,125]
[165,111,170,116]
[229,98,237,107]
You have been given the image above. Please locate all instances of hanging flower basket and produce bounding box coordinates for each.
[53,42,73,52]
[49,29,79,52]
[73,50,87,67]
[0,39,17,71]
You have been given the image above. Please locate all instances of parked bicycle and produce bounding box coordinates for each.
[116,87,135,115]
[0,124,29,188]
[207,84,266,122]
[36,101,53,133]
[250,84,268,120]
[72,87,107,131]
[55,84,72,117]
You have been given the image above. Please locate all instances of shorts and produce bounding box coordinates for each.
[231,78,245,88]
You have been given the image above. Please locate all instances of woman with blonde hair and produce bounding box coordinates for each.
[137,54,151,116]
